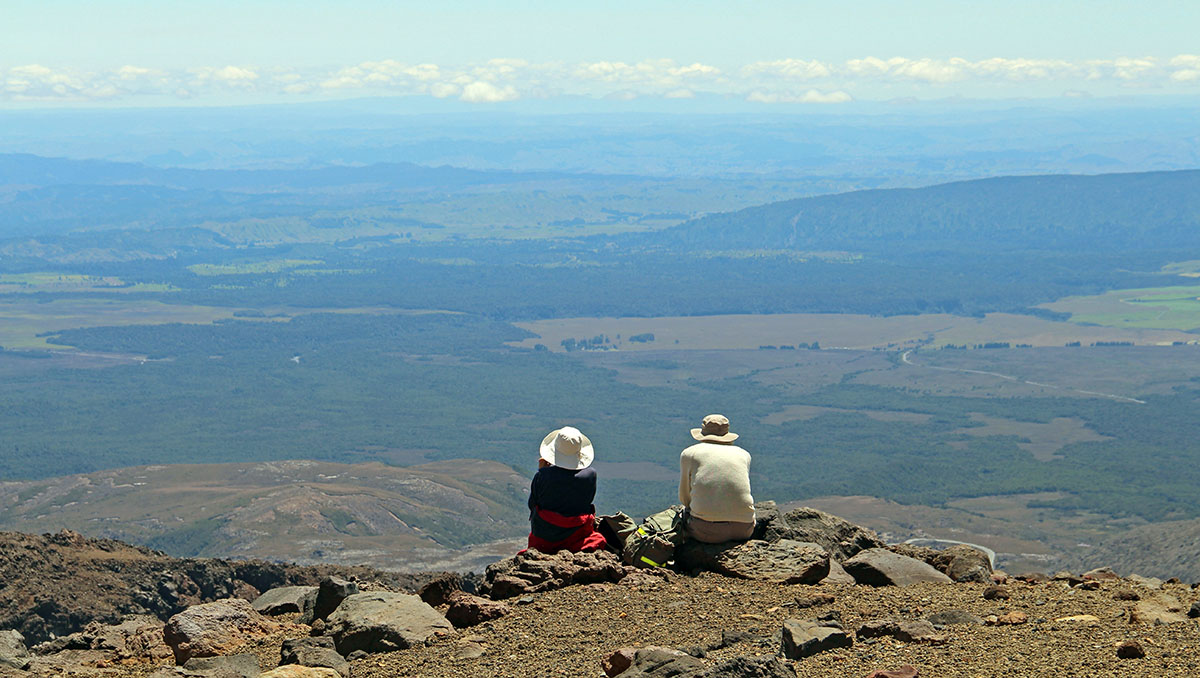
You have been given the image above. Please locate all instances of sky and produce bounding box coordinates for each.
[3,0,1199,108]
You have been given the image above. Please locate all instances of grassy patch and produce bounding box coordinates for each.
[187,259,325,276]
[1043,285,1200,331]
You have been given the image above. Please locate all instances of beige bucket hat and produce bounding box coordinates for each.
[539,426,595,470]
[691,413,739,443]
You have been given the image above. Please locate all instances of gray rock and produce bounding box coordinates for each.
[1131,594,1188,625]
[781,619,853,659]
[325,592,453,655]
[253,586,318,616]
[926,610,984,626]
[1189,601,1200,619]
[0,630,30,671]
[1126,574,1164,590]
[857,619,943,642]
[312,577,359,623]
[931,545,992,583]
[182,654,260,678]
[676,539,830,584]
[607,646,706,677]
[281,637,349,678]
[704,655,797,677]
[754,503,884,560]
[821,558,856,586]
[843,549,953,587]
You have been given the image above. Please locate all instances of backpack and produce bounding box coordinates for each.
[622,505,687,569]
[597,511,639,553]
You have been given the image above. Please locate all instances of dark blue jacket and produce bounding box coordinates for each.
[529,465,597,515]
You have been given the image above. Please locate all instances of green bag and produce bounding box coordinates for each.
[598,511,639,553]
[623,505,687,569]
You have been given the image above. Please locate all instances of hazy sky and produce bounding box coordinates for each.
[4,1,1199,108]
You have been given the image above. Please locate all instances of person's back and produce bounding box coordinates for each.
[678,414,755,543]
[526,426,607,554]
[679,441,754,523]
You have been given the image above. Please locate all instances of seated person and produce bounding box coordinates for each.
[679,414,755,543]
[526,426,607,553]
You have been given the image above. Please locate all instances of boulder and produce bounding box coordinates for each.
[480,549,646,600]
[857,619,943,643]
[821,558,857,586]
[754,503,884,560]
[603,647,637,677]
[0,630,30,671]
[281,637,349,678]
[676,539,830,584]
[418,574,465,607]
[1130,594,1188,625]
[260,667,344,678]
[163,598,287,664]
[606,646,705,677]
[794,593,836,609]
[930,545,992,583]
[253,586,318,616]
[311,577,359,624]
[843,549,952,587]
[182,654,260,678]
[1126,574,1164,590]
[704,655,796,677]
[325,592,453,655]
[445,594,510,628]
[781,619,853,659]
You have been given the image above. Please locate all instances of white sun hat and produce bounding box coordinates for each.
[539,426,595,470]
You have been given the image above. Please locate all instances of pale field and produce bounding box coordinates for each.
[949,414,1112,462]
[512,311,1199,353]
[1042,284,1200,330]
[0,272,174,294]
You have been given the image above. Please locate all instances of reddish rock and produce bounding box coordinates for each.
[163,598,290,664]
[1083,566,1120,581]
[988,611,1027,626]
[1113,589,1140,601]
[857,619,944,643]
[445,594,510,628]
[602,647,636,677]
[795,593,836,609]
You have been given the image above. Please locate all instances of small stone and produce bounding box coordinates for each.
[1189,601,1200,619]
[781,619,853,659]
[1113,590,1140,601]
[1078,581,1102,591]
[795,593,836,609]
[516,596,536,605]
[1082,566,1120,581]
[1116,640,1145,659]
[454,642,485,660]
[1053,615,1099,624]
[988,611,1027,625]
[982,585,1010,600]
[857,619,944,643]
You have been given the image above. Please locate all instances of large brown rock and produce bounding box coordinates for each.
[445,594,510,628]
[843,549,952,587]
[857,618,944,643]
[676,539,830,584]
[781,619,853,659]
[754,503,884,560]
[1130,594,1189,625]
[0,630,29,671]
[325,592,453,656]
[601,646,704,677]
[281,637,349,678]
[163,598,287,664]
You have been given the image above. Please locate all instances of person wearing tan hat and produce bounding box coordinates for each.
[525,426,608,554]
[679,414,756,543]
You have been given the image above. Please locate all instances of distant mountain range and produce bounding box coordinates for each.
[650,170,1200,254]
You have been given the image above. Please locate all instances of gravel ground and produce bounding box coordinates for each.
[352,573,1200,678]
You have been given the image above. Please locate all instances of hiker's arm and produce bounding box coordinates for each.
[678,454,691,507]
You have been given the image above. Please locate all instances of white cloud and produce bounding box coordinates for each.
[459,80,518,103]
[742,59,831,80]
[664,88,695,99]
[1169,54,1200,82]
[746,89,852,104]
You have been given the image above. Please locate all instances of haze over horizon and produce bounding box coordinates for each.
[4,0,1200,110]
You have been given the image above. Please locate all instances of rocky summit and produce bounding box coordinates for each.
[0,504,1198,677]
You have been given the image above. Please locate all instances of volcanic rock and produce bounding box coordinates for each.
[781,619,853,659]
[182,653,260,678]
[0,630,29,671]
[253,586,318,616]
[163,598,287,664]
[754,503,884,560]
[260,667,344,678]
[281,636,349,678]
[445,594,510,628]
[843,549,952,587]
[480,549,639,600]
[676,539,830,584]
[1130,594,1188,625]
[1116,639,1146,659]
[857,618,943,643]
[930,545,992,583]
[325,592,453,655]
[310,577,359,624]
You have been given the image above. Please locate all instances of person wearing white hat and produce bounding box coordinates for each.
[526,426,608,553]
[679,414,756,543]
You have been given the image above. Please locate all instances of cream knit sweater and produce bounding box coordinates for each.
[678,442,755,523]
